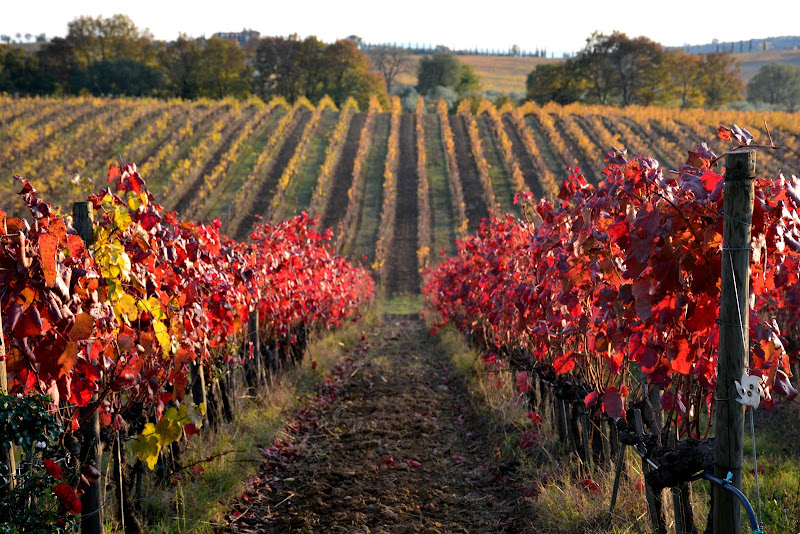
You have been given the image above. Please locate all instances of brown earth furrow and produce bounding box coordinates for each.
[501,114,546,199]
[385,114,420,296]
[319,113,369,232]
[449,115,489,234]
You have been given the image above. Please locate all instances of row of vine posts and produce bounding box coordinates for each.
[512,150,756,534]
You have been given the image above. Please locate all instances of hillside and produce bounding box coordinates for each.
[392,47,800,93]
[735,48,800,81]
[2,95,799,295]
[395,54,561,94]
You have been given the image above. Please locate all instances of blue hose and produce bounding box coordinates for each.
[702,472,762,533]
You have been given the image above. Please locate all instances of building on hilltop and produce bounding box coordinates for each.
[213,29,260,47]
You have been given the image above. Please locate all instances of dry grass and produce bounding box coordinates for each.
[432,322,713,533]
[395,55,562,94]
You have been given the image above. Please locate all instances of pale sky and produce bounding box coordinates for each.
[2,0,799,56]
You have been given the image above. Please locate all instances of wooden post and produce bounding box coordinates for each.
[578,403,591,466]
[74,201,104,534]
[0,307,18,491]
[601,418,612,467]
[635,408,667,534]
[714,149,755,534]
[609,441,627,513]
[669,433,697,534]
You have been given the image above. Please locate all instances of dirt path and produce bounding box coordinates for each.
[384,114,420,296]
[224,317,521,533]
[449,115,489,234]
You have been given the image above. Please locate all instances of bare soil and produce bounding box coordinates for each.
[501,115,546,199]
[384,114,420,297]
[224,317,523,533]
[449,115,489,234]
[319,113,369,232]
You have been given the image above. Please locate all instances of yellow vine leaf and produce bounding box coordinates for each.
[114,293,138,323]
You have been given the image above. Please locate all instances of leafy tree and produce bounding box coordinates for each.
[197,36,252,99]
[697,52,743,109]
[455,63,481,97]
[65,14,154,68]
[251,35,388,108]
[252,34,309,102]
[0,45,52,94]
[747,62,800,112]
[417,52,461,95]
[80,58,165,96]
[366,45,411,93]
[670,52,705,108]
[417,51,481,98]
[157,35,203,99]
[574,32,618,105]
[526,62,584,105]
[37,37,79,93]
[318,39,388,110]
[574,32,671,106]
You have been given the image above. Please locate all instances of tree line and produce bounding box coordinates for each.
[0,15,389,110]
[525,32,744,109]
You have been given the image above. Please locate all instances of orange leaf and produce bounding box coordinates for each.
[38,232,60,287]
[57,341,79,376]
[49,217,68,247]
[70,313,94,341]
[67,234,86,257]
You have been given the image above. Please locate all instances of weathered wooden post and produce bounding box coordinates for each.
[1,307,18,491]
[635,409,667,534]
[74,201,104,534]
[713,149,755,534]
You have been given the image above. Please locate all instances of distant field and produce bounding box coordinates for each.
[394,48,800,93]
[395,54,561,94]
[734,48,800,81]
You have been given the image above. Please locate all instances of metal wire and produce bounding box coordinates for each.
[726,249,749,358]
[725,228,764,529]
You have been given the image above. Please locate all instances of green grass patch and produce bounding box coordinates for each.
[204,111,284,221]
[423,114,457,262]
[376,294,423,315]
[276,110,339,220]
[426,319,800,533]
[477,115,519,216]
[344,114,390,265]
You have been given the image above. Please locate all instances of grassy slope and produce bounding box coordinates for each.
[395,55,561,94]
[205,109,285,221]
[277,109,340,219]
[476,114,518,216]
